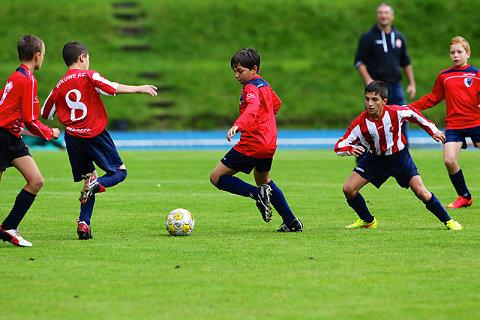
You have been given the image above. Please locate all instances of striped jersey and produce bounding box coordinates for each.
[334,104,439,156]
[409,64,480,129]
[42,69,119,138]
[233,76,281,158]
[0,64,53,140]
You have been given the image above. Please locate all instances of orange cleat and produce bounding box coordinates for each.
[446,196,473,209]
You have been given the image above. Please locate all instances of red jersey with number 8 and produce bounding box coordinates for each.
[41,69,119,138]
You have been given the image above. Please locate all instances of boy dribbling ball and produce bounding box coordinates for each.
[210,48,302,232]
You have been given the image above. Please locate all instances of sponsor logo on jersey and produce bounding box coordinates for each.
[465,78,473,88]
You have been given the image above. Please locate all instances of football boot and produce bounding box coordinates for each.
[345,217,377,229]
[277,218,303,232]
[0,226,32,247]
[446,196,472,209]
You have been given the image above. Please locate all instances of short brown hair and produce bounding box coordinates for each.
[17,35,44,61]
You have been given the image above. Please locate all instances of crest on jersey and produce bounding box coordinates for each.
[395,39,403,48]
[465,78,473,87]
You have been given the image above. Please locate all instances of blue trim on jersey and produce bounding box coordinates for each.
[16,67,28,78]
[244,77,269,89]
[441,65,480,75]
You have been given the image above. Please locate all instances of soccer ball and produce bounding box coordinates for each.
[165,208,195,236]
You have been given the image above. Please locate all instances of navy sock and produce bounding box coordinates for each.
[97,169,127,188]
[449,169,471,199]
[2,189,36,230]
[268,180,296,225]
[425,193,451,223]
[79,194,95,225]
[216,175,257,199]
[346,193,374,223]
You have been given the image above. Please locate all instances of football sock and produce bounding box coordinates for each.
[449,169,471,199]
[79,194,95,225]
[425,193,451,223]
[216,175,258,199]
[2,189,36,230]
[346,193,374,223]
[268,180,296,225]
[97,169,127,188]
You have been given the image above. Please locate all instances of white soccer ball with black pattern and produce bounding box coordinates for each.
[165,208,195,236]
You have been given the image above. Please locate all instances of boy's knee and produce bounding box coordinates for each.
[28,175,44,193]
[210,173,219,187]
[118,169,127,182]
[343,184,356,199]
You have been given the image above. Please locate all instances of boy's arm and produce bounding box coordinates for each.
[115,84,157,96]
[401,106,442,140]
[334,121,362,157]
[273,91,281,114]
[408,74,444,111]
[233,84,260,131]
[20,78,54,141]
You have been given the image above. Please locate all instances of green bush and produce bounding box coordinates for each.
[1,0,479,130]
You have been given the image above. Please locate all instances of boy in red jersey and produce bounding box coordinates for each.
[335,81,462,230]
[42,41,157,240]
[409,36,480,209]
[0,35,61,247]
[210,48,302,232]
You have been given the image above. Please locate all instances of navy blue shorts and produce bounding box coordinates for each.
[221,148,272,174]
[354,148,419,189]
[445,127,480,147]
[65,130,123,182]
[0,128,31,171]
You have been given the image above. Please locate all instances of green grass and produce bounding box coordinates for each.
[1,149,479,319]
[2,0,480,129]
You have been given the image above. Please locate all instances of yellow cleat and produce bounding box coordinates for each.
[345,217,377,229]
[445,219,463,230]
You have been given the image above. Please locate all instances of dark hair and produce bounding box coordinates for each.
[231,48,260,72]
[17,35,44,61]
[62,41,89,67]
[365,80,388,99]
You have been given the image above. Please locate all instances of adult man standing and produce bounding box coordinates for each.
[354,2,416,141]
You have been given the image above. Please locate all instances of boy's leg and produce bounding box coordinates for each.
[409,175,461,229]
[444,142,472,208]
[77,195,95,240]
[211,162,258,198]
[343,171,376,228]
[1,156,44,247]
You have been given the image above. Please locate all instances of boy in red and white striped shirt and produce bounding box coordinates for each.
[334,81,462,230]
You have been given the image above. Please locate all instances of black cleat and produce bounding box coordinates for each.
[277,218,303,232]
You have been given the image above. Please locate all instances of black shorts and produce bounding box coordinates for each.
[0,128,31,171]
[65,130,123,182]
[354,148,419,189]
[221,148,272,174]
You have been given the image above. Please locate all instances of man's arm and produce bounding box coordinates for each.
[403,64,416,101]
[356,64,374,86]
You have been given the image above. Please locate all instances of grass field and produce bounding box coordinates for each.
[1,149,479,319]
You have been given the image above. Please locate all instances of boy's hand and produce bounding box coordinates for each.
[138,85,158,96]
[226,126,238,142]
[432,130,446,143]
[52,128,61,140]
[350,145,365,157]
